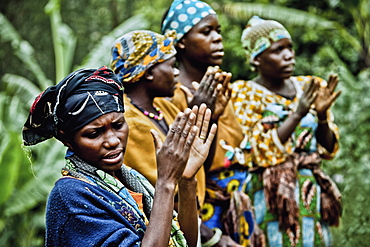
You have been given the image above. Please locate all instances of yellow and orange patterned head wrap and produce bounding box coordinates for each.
[111,30,177,84]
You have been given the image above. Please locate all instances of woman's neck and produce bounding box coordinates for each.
[177,59,208,89]
[255,76,283,88]
[255,76,296,99]
[126,90,169,133]
[126,90,155,112]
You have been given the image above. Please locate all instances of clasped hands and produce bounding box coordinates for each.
[190,66,232,121]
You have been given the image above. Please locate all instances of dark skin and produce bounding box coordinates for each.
[152,104,217,247]
[122,53,220,246]
[253,38,341,152]
[176,14,224,87]
[173,13,241,247]
[58,107,216,247]
[176,14,231,121]
[174,13,232,175]
[124,57,179,135]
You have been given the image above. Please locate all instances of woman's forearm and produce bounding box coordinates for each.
[315,113,336,152]
[178,177,198,247]
[141,180,176,247]
[277,112,303,144]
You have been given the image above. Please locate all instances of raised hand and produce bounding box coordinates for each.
[211,71,232,121]
[151,108,198,185]
[182,104,217,179]
[296,77,319,118]
[189,66,221,112]
[314,74,341,116]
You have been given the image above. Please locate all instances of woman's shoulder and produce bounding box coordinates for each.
[291,75,325,87]
[48,177,95,214]
[232,79,253,90]
[122,96,156,129]
[232,79,270,92]
[154,97,180,117]
[49,176,125,215]
[231,79,274,100]
[51,177,116,202]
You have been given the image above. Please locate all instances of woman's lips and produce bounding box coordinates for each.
[283,64,295,72]
[103,150,123,164]
[212,50,225,57]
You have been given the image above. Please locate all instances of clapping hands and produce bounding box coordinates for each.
[297,75,341,118]
[314,74,341,117]
[190,66,232,121]
[151,104,217,185]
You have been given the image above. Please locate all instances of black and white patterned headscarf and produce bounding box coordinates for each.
[22,66,124,146]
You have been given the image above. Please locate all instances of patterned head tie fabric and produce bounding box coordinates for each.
[241,15,291,64]
[161,0,216,43]
[22,66,124,146]
[110,30,177,84]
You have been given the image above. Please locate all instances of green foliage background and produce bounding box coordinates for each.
[0,0,369,246]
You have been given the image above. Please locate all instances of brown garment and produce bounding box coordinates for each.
[123,95,206,205]
[262,152,342,243]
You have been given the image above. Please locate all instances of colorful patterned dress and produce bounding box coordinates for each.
[231,76,341,247]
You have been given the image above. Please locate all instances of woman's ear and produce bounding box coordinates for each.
[177,38,186,49]
[252,56,260,67]
[144,67,154,81]
[57,130,73,150]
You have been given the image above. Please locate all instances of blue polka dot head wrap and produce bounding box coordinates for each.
[110,30,177,84]
[241,16,291,64]
[161,0,216,43]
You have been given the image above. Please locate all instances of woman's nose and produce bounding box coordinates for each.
[212,31,222,43]
[104,131,120,148]
[284,48,294,60]
[174,67,180,76]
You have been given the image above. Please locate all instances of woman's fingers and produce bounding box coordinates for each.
[167,112,184,144]
[204,123,217,146]
[199,67,216,93]
[327,74,339,93]
[195,104,207,136]
[208,72,220,97]
[185,125,198,149]
[173,108,193,146]
[309,77,319,95]
[191,81,200,90]
[150,129,163,154]
[219,72,232,95]
[329,90,342,105]
[197,105,210,140]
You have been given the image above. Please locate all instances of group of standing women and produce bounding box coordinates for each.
[22,0,342,246]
